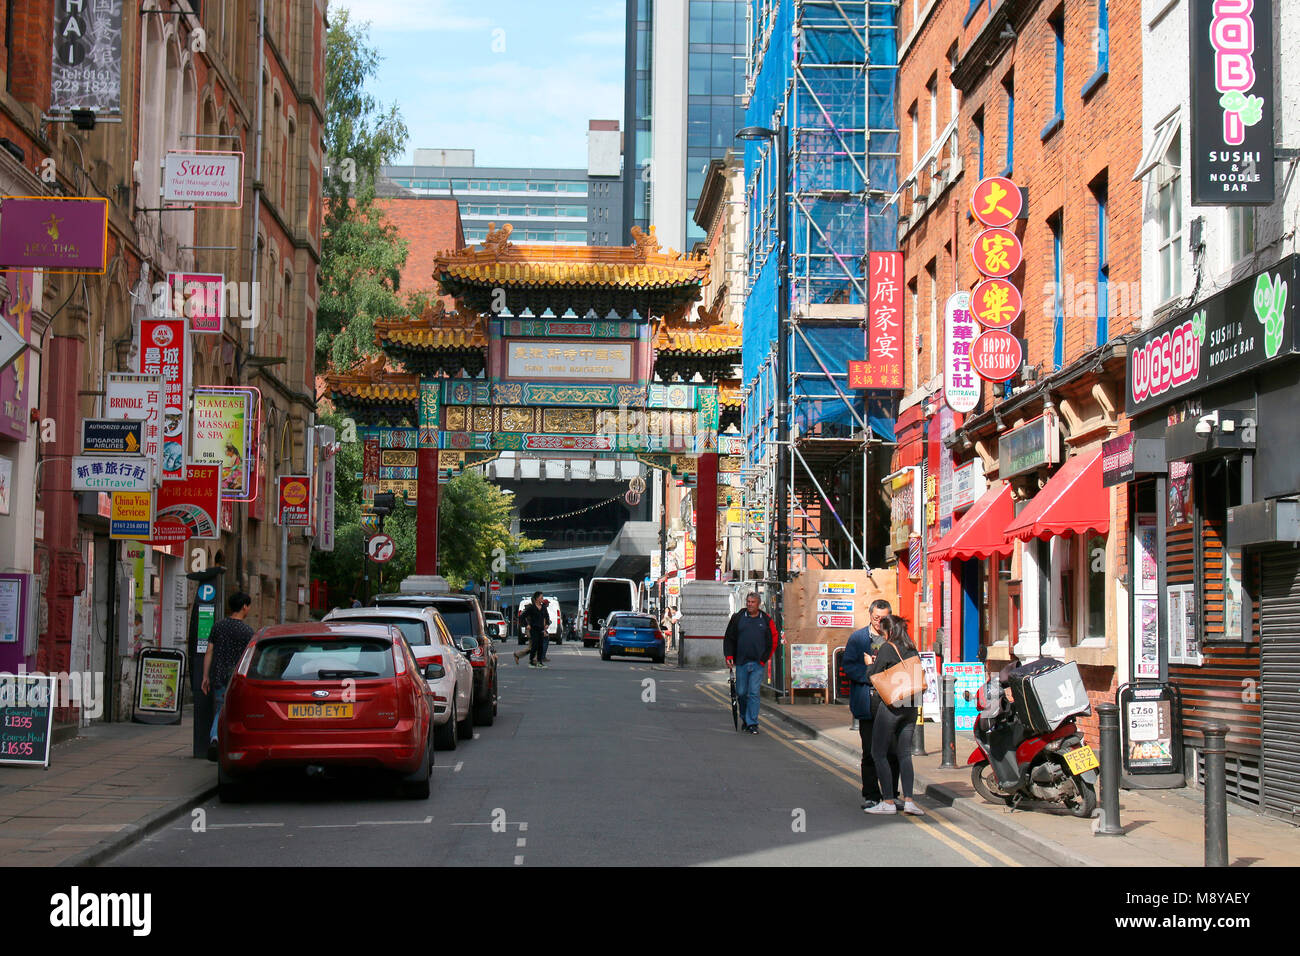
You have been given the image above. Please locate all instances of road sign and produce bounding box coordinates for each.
[367,534,395,563]
[816,613,855,628]
[817,598,854,614]
[490,580,501,593]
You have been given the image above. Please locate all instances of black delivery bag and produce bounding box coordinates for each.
[1008,658,1090,734]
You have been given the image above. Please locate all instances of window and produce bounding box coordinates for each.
[1084,0,1109,95]
[1042,12,1064,139]
[1228,206,1256,264]
[909,101,919,166]
[1001,73,1014,176]
[1156,131,1183,303]
[949,44,960,125]
[927,73,938,149]
[1050,212,1064,369]
[973,110,985,179]
[1094,176,1110,343]
[926,259,938,379]
[1082,535,1107,641]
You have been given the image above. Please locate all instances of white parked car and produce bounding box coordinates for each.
[323,606,474,750]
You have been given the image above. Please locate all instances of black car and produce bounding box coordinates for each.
[373,593,498,725]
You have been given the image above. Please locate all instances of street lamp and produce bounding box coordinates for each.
[736,123,789,694]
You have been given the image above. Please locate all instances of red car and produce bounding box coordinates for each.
[217,622,435,801]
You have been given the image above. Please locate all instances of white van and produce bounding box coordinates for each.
[581,577,639,647]
[517,595,563,643]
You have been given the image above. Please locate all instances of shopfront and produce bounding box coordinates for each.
[1125,255,1300,810]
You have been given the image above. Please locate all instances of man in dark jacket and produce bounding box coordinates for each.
[514,592,550,667]
[842,599,899,809]
[723,593,779,734]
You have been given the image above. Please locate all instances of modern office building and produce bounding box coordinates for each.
[622,0,748,250]
[381,121,624,247]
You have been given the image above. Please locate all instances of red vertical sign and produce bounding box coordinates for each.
[864,251,904,389]
[139,316,188,479]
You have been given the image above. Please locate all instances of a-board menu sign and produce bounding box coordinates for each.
[133,648,185,724]
[0,673,56,767]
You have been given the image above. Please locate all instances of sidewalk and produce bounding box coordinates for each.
[762,694,1300,867]
[0,714,215,866]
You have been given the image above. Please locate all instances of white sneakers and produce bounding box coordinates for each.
[864,799,926,816]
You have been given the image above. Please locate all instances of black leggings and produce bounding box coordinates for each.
[871,704,917,800]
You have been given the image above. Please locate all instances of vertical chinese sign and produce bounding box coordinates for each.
[969,176,1027,386]
[362,438,380,507]
[943,292,979,413]
[139,316,187,480]
[51,0,124,115]
[850,252,905,390]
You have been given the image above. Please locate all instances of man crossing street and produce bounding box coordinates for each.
[723,593,779,734]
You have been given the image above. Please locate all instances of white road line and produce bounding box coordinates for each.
[518,822,528,832]
[516,837,526,847]
[455,761,463,772]
[450,821,528,829]
[357,817,433,826]
[473,733,480,739]
[300,824,360,829]
[180,822,284,830]
[514,855,524,865]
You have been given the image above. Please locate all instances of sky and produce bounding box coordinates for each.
[328,0,626,170]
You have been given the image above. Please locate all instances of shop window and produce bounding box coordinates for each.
[994,553,1013,646]
[1083,534,1107,641]
[1197,457,1246,642]
[1156,131,1183,304]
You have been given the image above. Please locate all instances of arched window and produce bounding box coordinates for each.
[139,13,167,206]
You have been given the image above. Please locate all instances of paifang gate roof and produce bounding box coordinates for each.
[432,224,711,320]
[374,300,488,377]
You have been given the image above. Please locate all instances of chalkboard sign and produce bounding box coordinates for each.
[0,674,56,768]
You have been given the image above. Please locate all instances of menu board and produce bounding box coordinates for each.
[0,674,56,767]
[133,648,185,724]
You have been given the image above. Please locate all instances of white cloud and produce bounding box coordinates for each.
[329,0,492,33]
[572,29,624,46]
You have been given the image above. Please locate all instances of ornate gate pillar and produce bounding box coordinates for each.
[696,452,719,582]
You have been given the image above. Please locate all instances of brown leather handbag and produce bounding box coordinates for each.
[869,641,926,707]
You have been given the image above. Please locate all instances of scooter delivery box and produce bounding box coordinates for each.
[1009,659,1090,734]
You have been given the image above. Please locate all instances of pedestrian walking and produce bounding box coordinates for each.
[513,592,549,667]
[201,592,255,761]
[723,592,778,735]
[843,599,900,809]
[349,596,362,609]
[864,615,926,816]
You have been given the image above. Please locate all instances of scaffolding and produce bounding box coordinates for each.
[741,0,899,577]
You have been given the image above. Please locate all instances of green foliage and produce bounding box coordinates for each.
[438,470,543,590]
[319,11,411,370]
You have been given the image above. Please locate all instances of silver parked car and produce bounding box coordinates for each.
[323,606,474,750]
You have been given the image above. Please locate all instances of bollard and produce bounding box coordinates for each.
[1095,703,1124,835]
[912,708,926,756]
[1203,721,1230,867]
[940,674,957,768]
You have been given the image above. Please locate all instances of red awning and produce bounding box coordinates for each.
[928,481,1015,562]
[1003,447,1108,542]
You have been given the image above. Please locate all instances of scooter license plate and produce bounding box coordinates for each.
[1064,746,1099,774]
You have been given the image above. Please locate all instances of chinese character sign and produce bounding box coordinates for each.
[971,227,1023,279]
[944,292,980,413]
[105,373,163,472]
[970,277,1022,330]
[865,251,905,389]
[139,317,188,480]
[970,176,1023,227]
[51,0,123,115]
[1190,0,1274,204]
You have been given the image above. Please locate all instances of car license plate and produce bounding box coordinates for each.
[288,702,354,719]
[625,647,644,653]
[1064,746,1098,774]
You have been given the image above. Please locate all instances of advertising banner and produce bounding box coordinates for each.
[82,419,143,455]
[168,273,225,333]
[1190,0,1273,204]
[50,0,123,115]
[134,649,184,719]
[943,662,985,731]
[162,152,244,206]
[889,468,916,553]
[0,269,34,441]
[138,317,188,480]
[72,455,150,492]
[791,644,829,690]
[109,490,153,540]
[191,387,258,498]
[156,464,220,540]
[105,373,163,472]
[1102,432,1136,487]
[278,475,311,527]
[0,196,109,274]
[944,292,979,413]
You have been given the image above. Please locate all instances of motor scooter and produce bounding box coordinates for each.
[968,660,1099,817]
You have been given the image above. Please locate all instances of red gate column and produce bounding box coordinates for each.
[696,452,719,582]
[416,450,439,574]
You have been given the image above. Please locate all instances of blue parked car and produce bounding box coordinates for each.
[599,612,666,664]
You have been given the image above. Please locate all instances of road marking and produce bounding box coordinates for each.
[357,817,433,826]
[199,822,285,830]
[514,855,524,865]
[473,733,480,740]
[695,683,1011,867]
[301,824,359,829]
[455,761,463,772]
[516,837,526,847]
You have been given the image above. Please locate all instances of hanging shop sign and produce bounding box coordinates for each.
[278,475,312,527]
[316,425,337,552]
[1190,0,1273,205]
[108,490,153,540]
[1102,432,1136,487]
[162,151,244,207]
[105,373,163,472]
[970,227,1022,279]
[139,316,188,480]
[969,328,1024,383]
[863,251,905,389]
[970,277,1022,330]
[0,269,34,441]
[998,413,1061,478]
[969,176,1024,227]
[0,196,108,274]
[50,0,123,115]
[191,387,259,499]
[156,463,221,540]
[1126,254,1297,415]
[71,455,151,491]
[889,467,919,552]
[168,273,225,334]
[950,460,986,513]
[943,292,980,413]
[82,419,143,455]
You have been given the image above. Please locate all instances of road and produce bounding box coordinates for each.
[105,642,1049,866]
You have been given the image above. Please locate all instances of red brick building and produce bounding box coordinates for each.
[890,0,1143,734]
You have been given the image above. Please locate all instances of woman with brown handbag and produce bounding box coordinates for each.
[864,616,926,816]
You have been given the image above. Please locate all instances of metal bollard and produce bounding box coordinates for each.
[1203,721,1229,867]
[912,708,926,755]
[940,674,957,768]
[1095,703,1124,836]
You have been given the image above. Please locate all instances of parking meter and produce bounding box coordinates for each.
[187,567,225,758]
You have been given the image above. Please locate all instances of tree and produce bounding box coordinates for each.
[319,11,409,370]
[438,470,543,591]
